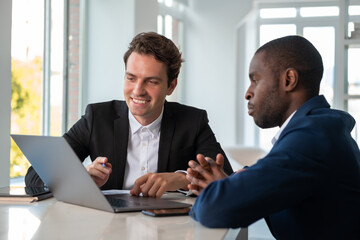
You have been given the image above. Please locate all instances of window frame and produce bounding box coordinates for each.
[157,0,186,103]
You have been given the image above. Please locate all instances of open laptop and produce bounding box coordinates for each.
[11,134,191,213]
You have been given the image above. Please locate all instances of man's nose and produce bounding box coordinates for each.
[133,81,145,95]
[245,87,253,100]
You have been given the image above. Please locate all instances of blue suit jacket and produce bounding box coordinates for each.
[190,95,360,240]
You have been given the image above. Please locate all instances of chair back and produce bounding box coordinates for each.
[224,145,267,170]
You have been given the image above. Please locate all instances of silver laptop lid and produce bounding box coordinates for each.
[11,134,114,212]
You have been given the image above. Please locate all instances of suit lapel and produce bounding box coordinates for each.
[113,102,129,189]
[158,102,175,172]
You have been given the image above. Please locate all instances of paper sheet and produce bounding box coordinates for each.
[101,189,131,195]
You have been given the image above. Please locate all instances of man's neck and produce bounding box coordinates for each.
[129,109,164,127]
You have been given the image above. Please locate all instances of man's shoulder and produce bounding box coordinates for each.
[88,100,126,108]
[164,101,206,114]
[163,102,209,130]
[278,106,356,154]
[297,107,355,129]
[86,100,127,116]
[291,95,355,131]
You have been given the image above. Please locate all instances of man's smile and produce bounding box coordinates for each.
[131,97,150,104]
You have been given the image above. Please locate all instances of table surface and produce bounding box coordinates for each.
[0,192,242,240]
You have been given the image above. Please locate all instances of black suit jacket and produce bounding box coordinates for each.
[26,100,233,189]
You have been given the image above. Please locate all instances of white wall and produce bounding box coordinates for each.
[135,0,158,34]
[0,1,12,187]
[183,0,253,146]
[237,10,259,147]
[83,0,157,110]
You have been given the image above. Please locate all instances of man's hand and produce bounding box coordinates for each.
[186,154,227,196]
[130,172,188,198]
[86,157,112,187]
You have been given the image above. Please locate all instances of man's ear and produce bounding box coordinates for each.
[283,68,298,92]
[167,78,178,95]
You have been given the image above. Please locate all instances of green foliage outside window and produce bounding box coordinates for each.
[10,57,42,178]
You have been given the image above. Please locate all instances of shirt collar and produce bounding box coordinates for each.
[128,108,163,138]
[271,110,296,145]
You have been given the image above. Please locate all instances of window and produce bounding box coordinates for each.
[65,0,83,131]
[255,1,360,151]
[260,8,296,19]
[10,0,45,178]
[158,0,185,102]
[300,6,339,17]
[10,0,82,182]
[345,2,360,144]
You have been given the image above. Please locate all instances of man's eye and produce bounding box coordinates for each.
[149,80,159,85]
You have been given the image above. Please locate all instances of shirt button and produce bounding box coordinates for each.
[142,142,147,147]
[141,166,145,171]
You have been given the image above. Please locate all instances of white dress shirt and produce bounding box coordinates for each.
[123,109,163,189]
[271,111,297,145]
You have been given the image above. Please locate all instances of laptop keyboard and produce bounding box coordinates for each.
[105,195,142,208]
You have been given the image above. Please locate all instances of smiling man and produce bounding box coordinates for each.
[25,32,233,198]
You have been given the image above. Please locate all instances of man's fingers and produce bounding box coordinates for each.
[205,156,224,176]
[93,157,112,174]
[189,160,215,181]
[86,161,111,180]
[195,153,224,174]
[132,172,188,198]
[132,174,149,196]
[215,153,224,169]
[154,184,167,198]
[187,166,205,180]
[186,174,208,189]
[186,174,193,183]
[144,182,161,197]
[94,156,107,165]
[141,176,159,197]
[191,189,200,196]
[197,154,212,171]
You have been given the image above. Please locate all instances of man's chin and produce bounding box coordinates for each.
[254,119,277,129]
[130,110,147,118]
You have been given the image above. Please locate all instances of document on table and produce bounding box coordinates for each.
[101,189,131,195]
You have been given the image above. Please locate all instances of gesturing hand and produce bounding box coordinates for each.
[86,157,112,187]
[130,172,188,198]
[186,153,227,196]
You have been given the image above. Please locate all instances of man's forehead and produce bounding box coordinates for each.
[249,52,265,70]
[249,52,277,79]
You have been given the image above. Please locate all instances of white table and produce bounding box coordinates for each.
[0,192,246,240]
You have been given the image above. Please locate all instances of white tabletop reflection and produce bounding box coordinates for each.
[0,193,242,240]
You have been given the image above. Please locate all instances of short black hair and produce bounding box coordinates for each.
[123,32,184,86]
[256,35,323,97]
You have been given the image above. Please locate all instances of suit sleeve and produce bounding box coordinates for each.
[195,110,233,175]
[24,166,45,187]
[63,104,93,161]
